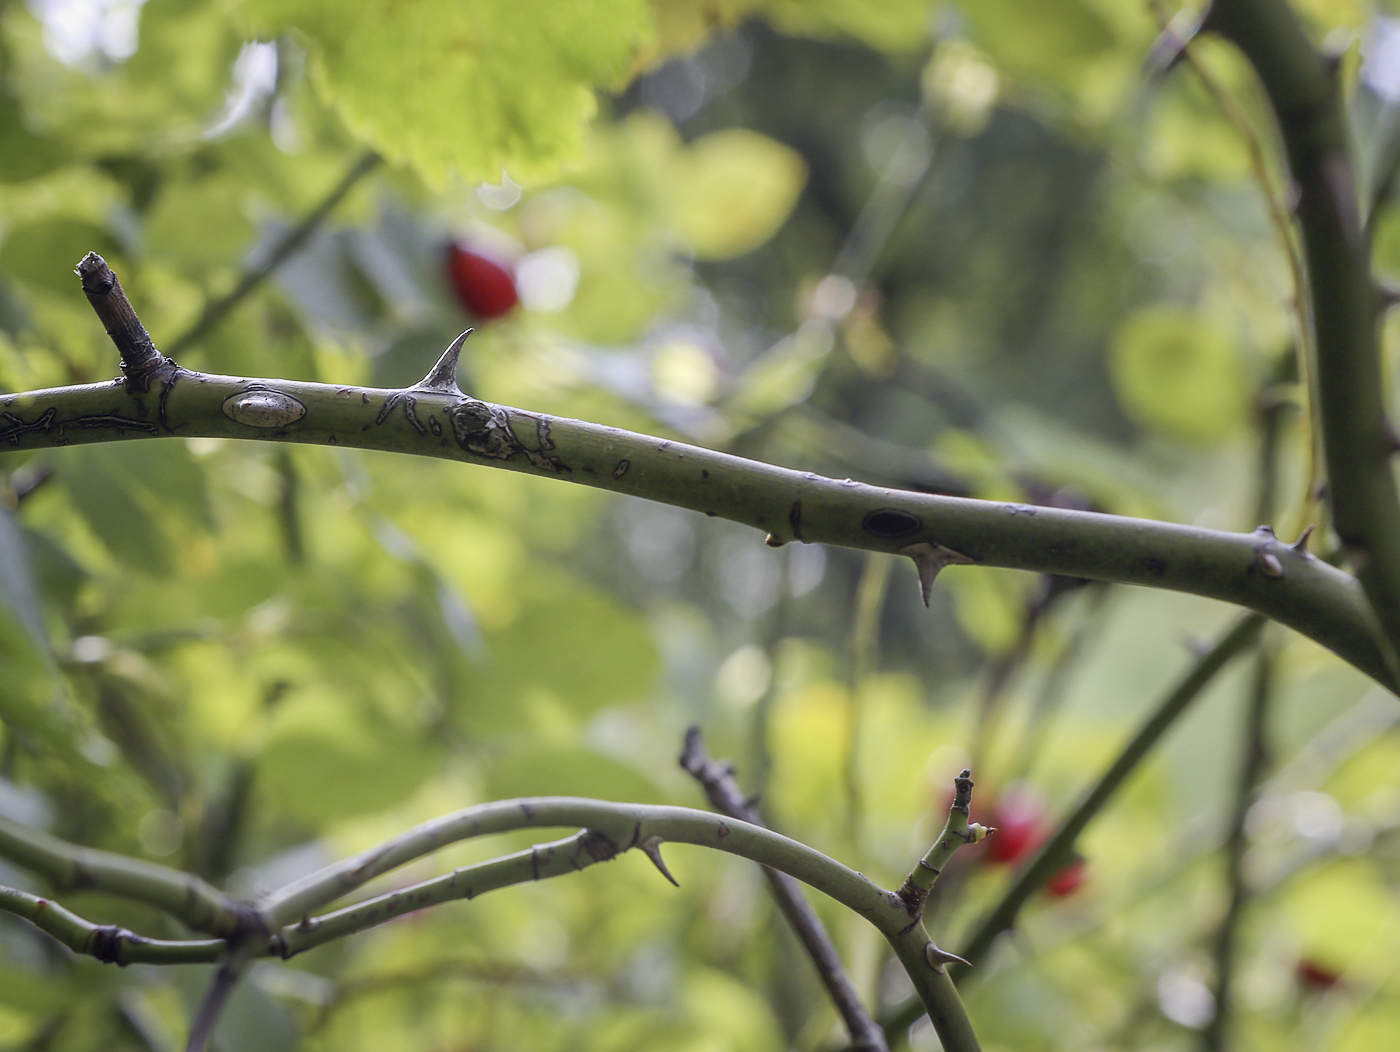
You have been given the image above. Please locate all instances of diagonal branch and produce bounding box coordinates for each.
[679,727,890,1052]
[165,150,381,358]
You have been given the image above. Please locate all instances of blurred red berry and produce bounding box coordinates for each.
[447,243,518,320]
[986,786,1046,866]
[1045,857,1087,897]
[1295,959,1342,991]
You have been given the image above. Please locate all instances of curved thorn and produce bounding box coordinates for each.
[414,330,472,393]
[1291,523,1317,554]
[639,835,679,887]
[901,541,974,607]
[925,942,972,971]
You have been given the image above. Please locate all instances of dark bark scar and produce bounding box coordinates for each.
[450,400,567,472]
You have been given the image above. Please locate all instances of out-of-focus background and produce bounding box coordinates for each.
[2,1,1400,1049]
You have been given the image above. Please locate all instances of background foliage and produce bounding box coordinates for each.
[2,0,1399,1049]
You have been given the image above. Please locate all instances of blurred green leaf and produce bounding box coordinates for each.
[1110,306,1250,444]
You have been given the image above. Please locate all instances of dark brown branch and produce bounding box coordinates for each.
[75,252,167,385]
[679,727,889,1052]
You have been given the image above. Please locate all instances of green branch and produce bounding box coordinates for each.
[894,769,989,922]
[0,795,983,1052]
[0,883,224,965]
[0,812,243,936]
[1,256,1392,691]
[1210,0,1400,673]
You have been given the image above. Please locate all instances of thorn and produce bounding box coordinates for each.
[1377,280,1400,312]
[925,942,972,971]
[1252,525,1276,538]
[414,330,472,393]
[901,541,974,606]
[639,835,679,887]
[1291,523,1317,554]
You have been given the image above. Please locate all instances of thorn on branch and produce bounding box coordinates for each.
[638,836,679,887]
[414,330,472,394]
[924,942,972,972]
[900,540,974,607]
[75,253,169,389]
[1291,523,1317,554]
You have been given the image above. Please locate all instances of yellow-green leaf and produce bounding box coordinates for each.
[667,128,806,259]
[240,0,653,185]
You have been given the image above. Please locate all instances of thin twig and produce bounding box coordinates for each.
[1147,0,1321,526]
[165,150,380,358]
[679,727,890,1052]
[876,611,1266,1040]
[185,941,259,1052]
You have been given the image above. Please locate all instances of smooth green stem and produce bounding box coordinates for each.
[0,365,1390,689]
[0,813,241,935]
[879,611,1266,1037]
[1212,0,1400,674]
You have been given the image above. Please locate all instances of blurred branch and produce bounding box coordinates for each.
[679,727,890,1052]
[0,812,242,936]
[1211,0,1400,677]
[1200,642,1274,1052]
[0,883,223,965]
[185,941,259,1052]
[878,611,1265,1038]
[1148,0,1320,517]
[165,149,381,358]
[846,552,894,838]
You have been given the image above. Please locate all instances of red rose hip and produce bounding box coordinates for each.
[447,243,519,320]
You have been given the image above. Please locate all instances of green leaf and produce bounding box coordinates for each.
[0,218,122,295]
[240,0,653,185]
[952,0,1117,88]
[1109,307,1250,444]
[667,128,807,260]
[0,504,48,651]
[462,576,659,731]
[255,691,441,824]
